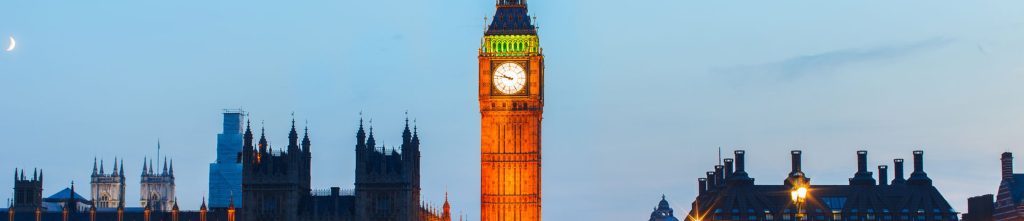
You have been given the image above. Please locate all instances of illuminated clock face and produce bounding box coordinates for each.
[493,62,527,95]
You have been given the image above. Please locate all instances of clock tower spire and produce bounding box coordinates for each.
[479,0,543,220]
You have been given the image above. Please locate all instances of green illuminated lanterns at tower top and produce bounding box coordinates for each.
[481,0,540,57]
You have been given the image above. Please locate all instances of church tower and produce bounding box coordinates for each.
[478,0,543,220]
[140,142,176,211]
[12,168,43,212]
[91,157,126,208]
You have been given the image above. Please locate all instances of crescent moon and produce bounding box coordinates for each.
[5,36,14,52]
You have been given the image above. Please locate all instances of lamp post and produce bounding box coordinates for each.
[791,186,808,220]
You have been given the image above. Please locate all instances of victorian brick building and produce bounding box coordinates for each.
[688,150,958,221]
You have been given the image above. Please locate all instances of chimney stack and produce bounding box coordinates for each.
[1003,152,1014,181]
[913,150,924,173]
[698,178,708,196]
[790,150,802,175]
[723,158,734,180]
[731,150,753,184]
[714,165,725,187]
[850,150,875,185]
[785,150,809,186]
[858,151,868,173]
[734,151,747,174]
[892,159,906,184]
[706,171,716,189]
[908,150,932,185]
[878,165,888,186]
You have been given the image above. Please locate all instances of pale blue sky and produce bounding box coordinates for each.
[1,0,1024,220]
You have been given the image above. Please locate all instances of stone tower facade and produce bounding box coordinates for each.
[140,155,176,211]
[11,168,43,212]
[240,119,312,221]
[91,158,125,208]
[353,118,422,221]
[478,0,544,220]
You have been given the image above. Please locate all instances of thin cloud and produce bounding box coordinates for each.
[714,38,954,81]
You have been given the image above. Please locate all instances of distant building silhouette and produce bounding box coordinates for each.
[11,168,42,213]
[240,115,451,221]
[209,110,244,208]
[963,194,993,221]
[4,174,233,221]
[687,150,959,221]
[1,112,453,221]
[650,195,680,221]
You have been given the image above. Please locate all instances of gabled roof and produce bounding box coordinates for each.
[45,188,88,201]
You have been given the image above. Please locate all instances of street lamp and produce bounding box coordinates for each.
[791,186,808,220]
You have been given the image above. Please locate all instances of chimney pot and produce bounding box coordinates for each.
[790,150,803,174]
[878,165,889,186]
[893,159,906,184]
[857,150,868,173]
[698,178,708,195]
[724,158,735,180]
[714,165,725,187]
[1003,152,1014,181]
[734,150,747,174]
[706,171,716,189]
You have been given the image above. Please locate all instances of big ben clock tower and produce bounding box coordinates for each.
[479,0,543,220]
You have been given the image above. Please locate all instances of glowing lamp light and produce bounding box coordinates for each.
[791,187,809,203]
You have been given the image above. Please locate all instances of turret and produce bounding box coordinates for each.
[93,158,98,176]
[243,120,254,162]
[302,126,311,153]
[367,124,376,151]
[142,157,148,176]
[119,159,125,178]
[356,117,366,147]
[258,127,268,154]
[402,116,412,145]
[412,124,420,148]
[443,191,451,220]
[199,197,207,221]
[288,117,299,153]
